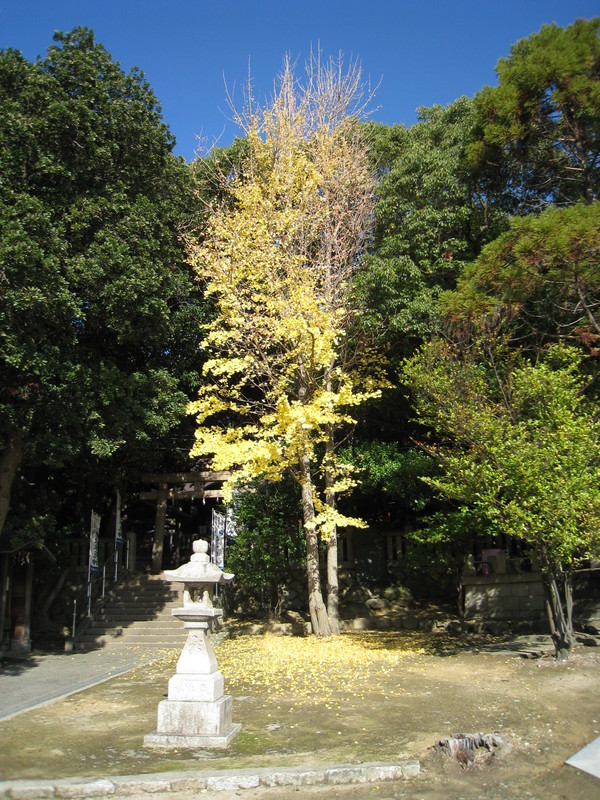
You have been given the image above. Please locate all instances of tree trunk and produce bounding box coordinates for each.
[325,425,340,634]
[151,483,168,573]
[0,427,24,537]
[326,530,340,634]
[300,453,331,636]
[541,559,574,660]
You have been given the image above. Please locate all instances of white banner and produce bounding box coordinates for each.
[89,511,101,575]
[211,510,226,569]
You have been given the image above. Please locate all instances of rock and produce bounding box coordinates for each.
[341,602,370,618]
[366,597,389,610]
[401,616,419,630]
[446,620,463,636]
[485,622,506,636]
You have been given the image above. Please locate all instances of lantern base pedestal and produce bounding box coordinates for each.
[144,723,241,750]
[144,694,241,750]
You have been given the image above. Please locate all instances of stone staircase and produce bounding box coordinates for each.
[74,572,187,652]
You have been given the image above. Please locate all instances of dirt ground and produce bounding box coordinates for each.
[1,629,599,799]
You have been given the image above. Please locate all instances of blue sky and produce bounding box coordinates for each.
[1,1,597,162]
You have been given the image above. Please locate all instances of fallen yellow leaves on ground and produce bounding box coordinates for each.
[213,629,428,705]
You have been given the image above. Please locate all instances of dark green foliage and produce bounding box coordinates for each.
[339,441,466,595]
[357,100,506,362]
[350,20,600,610]
[346,103,508,590]
[0,28,206,545]
[341,441,434,513]
[226,480,305,615]
[191,135,252,207]
[441,201,600,355]
[467,18,600,211]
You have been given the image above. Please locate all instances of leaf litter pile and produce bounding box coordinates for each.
[146,628,432,707]
[217,628,430,704]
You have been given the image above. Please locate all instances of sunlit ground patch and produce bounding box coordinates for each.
[213,629,430,704]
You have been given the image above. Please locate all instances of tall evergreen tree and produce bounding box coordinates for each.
[0,29,205,545]
[467,17,600,212]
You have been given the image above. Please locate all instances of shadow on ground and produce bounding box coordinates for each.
[0,629,599,800]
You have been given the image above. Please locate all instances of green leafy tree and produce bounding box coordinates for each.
[467,18,600,211]
[226,479,305,615]
[404,342,600,658]
[0,29,205,544]
[349,21,600,621]
[345,103,506,553]
[357,99,506,362]
[441,202,600,355]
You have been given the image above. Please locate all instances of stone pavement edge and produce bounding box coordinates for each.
[0,761,421,799]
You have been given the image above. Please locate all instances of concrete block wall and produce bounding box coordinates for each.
[462,569,600,633]
[462,574,546,624]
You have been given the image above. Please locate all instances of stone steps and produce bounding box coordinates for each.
[85,617,179,628]
[74,574,188,651]
[92,608,182,621]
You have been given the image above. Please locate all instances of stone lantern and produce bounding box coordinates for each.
[144,539,240,748]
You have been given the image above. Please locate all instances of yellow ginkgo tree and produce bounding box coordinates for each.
[187,54,379,636]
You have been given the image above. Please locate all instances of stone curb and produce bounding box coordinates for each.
[0,761,420,799]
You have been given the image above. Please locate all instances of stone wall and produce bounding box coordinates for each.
[461,567,600,633]
[461,573,547,627]
[573,569,600,633]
